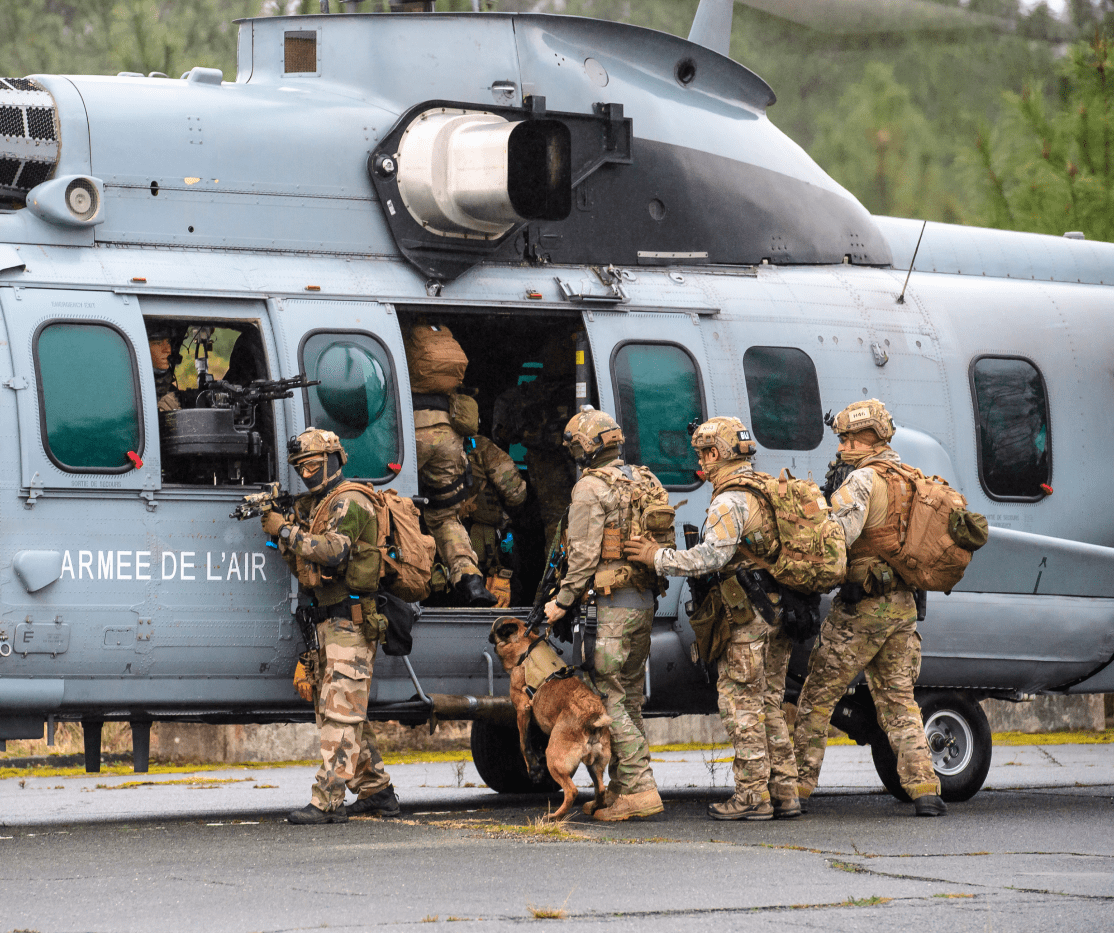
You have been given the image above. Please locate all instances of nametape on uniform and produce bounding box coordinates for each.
[847,408,873,425]
[737,430,752,441]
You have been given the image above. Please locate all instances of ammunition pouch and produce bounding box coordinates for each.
[688,586,732,663]
[778,587,823,644]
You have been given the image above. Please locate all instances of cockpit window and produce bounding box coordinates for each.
[612,342,703,488]
[35,322,142,472]
[970,356,1050,500]
[742,346,824,450]
[300,332,401,482]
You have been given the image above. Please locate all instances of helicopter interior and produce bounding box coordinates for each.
[395,308,591,606]
[144,317,277,487]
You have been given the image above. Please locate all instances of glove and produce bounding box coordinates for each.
[622,535,661,567]
[261,509,287,537]
[293,659,314,703]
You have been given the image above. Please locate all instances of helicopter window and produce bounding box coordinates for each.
[970,356,1050,501]
[742,347,824,451]
[612,342,703,488]
[34,321,142,473]
[300,331,401,482]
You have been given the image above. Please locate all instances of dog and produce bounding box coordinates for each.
[488,618,612,820]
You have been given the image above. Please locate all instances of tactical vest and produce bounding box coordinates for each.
[706,462,780,576]
[518,637,575,699]
[293,484,381,607]
[580,462,673,594]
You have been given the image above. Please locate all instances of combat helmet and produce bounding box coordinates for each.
[563,406,624,466]
[287,427,347,492]
[830,399,895,442]
[690,416,756,461]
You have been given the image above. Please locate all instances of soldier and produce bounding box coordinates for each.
[543,408,664,822]
[264,428,401,824]
[459,400,528,607]
[147,323,181,412]
[792,400,947,817]
[625,416,800,821]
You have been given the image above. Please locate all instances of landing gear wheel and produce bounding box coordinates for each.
[469,719,559,794]
[870,690,992,803]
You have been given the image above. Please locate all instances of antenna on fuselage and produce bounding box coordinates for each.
[689,0,734,57]
[896,220,928,305]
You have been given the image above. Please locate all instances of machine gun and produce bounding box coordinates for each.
[198,373,321,427]
[230,481,295,522]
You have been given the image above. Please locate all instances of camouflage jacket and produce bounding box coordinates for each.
[277,485,379,605]
[654,489,766,578]
[491,380,574,452]
[463,436,527,528]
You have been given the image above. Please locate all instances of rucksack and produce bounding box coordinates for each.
[731,469,847,595]
[859,462,988,594]
[405,323,468,395]
[311,482,436,602]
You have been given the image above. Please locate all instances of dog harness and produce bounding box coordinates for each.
[516,637,577,700]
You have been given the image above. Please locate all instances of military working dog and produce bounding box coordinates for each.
[488,618,612,819]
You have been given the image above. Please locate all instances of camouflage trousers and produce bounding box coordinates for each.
[416,423,480,583]
[763,620,799,802]
[311,615,392,811]
[594,591,656,794]
[793,590,940,801]
[717,604,771,802]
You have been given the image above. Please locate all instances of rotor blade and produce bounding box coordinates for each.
[689,0,735,56]
[738,0,1007,35]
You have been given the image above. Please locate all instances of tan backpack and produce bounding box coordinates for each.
[729,469,847,594]
[405,323,468,395]
[859,462,988,593]
[312,482,436,602]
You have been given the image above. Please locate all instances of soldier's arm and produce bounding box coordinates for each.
[654,492,750,577]
[830,468,877,546]
[553,479,607,607]
[488,444,527,508]
[285,496,370,569]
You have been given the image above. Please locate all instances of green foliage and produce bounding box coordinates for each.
[976,33,1114,240]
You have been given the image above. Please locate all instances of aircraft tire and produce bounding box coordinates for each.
[469,719,560,795]
[870,690,993,803]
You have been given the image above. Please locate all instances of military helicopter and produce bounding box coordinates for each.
[0,0,1111,806]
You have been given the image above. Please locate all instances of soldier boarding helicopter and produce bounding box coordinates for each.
[0,0,1111,805]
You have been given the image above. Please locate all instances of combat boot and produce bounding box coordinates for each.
[456,574,498,607]
[593,787,663,821]
[772,795,803,819]
[349,784,401,817]
[708,792,773,821]
[913,794,948,817]
[287,803,348,824]
[582,785,619,815]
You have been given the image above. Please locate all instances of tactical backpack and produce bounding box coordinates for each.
[731,469,847,595]
[857,462,988,593]
[311,482,437,602]
[405,323,469,395]
[582,463,676,593]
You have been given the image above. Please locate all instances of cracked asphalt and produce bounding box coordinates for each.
[1,743,1111,932]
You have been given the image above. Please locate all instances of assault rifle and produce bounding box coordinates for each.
[526,509,578,641]
[230,481,294,522]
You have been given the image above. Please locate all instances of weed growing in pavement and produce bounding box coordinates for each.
[840,895,891,907]
[421,915,438,922]
[453,760,467,787]
[527,887,575,920]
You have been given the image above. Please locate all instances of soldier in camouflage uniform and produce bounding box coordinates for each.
[792,400,946,817]
[626,416,801,821]
[147,323,181,412]
[543,408,665,822]
[492,332,578,549]
[264,428,401,825]
[461,424,528,608]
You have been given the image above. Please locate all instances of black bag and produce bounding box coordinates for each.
[377,591,420,657]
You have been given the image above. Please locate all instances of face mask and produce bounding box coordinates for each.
[838,444,886,466]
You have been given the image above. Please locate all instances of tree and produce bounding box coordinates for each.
[976,33,1114,240]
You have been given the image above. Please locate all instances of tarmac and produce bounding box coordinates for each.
[2,738,1110,828]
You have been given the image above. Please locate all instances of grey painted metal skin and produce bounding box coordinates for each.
[1,7,1113,754]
